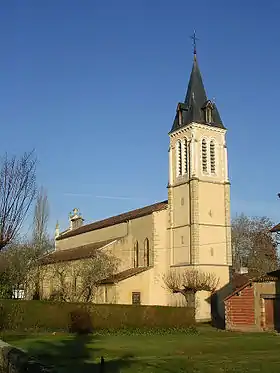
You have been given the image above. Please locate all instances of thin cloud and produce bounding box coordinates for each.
[64,193,93,198]
[63,193,146,201]
[95,195,143,200]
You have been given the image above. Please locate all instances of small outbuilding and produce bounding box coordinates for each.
[224,271,280,332]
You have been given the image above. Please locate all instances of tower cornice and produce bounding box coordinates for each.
[169,122,227,138]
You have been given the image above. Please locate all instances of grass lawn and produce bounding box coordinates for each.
[1,326,280,372]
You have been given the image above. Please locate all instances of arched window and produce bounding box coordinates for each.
[134,241,139,268]
[210,140,216,174]
[144,238,150,267]
[201,139,208,173]
[176,140,182,176]
[183,139,188,175]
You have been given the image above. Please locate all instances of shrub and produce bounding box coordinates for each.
[49,290,65,302]
[0,300,195,332]
[0,304,7,330]
[69,308,93,334]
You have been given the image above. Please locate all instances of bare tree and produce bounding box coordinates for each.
[30,187,54,299]
[32,187,53,255]
[276,232,280,247]
[0,151,36,250]
[232,214,278,276]
[33,187,49,244]
[0,240,36,298]
[46,251,119,303]
[163,268,219,306]
[0,188,54,300]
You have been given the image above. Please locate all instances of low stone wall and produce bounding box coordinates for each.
[0,339,51,373]
[0,340,27,373]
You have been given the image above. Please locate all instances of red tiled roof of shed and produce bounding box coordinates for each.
[224,274,279,302]
[270,223,280,232]
[231,272,250,290]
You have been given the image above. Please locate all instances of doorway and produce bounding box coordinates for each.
[264,298,274,329]
[264,297,280,331]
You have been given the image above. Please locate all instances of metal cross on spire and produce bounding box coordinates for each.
[190,30,199,55]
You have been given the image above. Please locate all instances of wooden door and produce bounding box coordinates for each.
[264,298,274,329]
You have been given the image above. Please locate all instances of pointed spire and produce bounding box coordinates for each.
[170,33,224,133]
[184,55,207,111]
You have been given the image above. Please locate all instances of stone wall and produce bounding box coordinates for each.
[0,339,49,372]
[0,340,27,373]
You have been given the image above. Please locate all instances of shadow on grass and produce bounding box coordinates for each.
[23,333,133,373]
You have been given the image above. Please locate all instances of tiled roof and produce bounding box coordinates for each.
[270,223,280,232]
[40,238,118,265]
[56,200,168,240]
[267,269,280,277]
[100,267,151,284]
[231,272,250,290]
[224,274,279,302]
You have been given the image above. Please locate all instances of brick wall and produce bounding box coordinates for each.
[225,284,255,330]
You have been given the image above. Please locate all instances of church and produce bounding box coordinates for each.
[41,46,232,321]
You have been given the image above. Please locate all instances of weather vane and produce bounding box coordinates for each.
[190,30,199,55]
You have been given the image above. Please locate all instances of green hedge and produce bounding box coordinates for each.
[0,300,195,332]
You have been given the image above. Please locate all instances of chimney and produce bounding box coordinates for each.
[69,208,84,230]
[55,221,60,238]
[237,267,248,275]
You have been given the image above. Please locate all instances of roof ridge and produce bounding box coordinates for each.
[100,266,152,284]
[57,200,168,241]
[40,237,122,265]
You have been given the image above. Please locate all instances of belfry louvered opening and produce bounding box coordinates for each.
[176,140,182,176]
[202,139,207,173]
[210,140,216,173]
[183,139,188,175]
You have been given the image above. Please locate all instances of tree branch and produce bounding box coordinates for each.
[0,151,36,250]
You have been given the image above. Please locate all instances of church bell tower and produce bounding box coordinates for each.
[168,38,231,288]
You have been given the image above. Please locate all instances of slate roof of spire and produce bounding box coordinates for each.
[170,54,225,133]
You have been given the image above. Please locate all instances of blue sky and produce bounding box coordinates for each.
[1,0,280,235]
